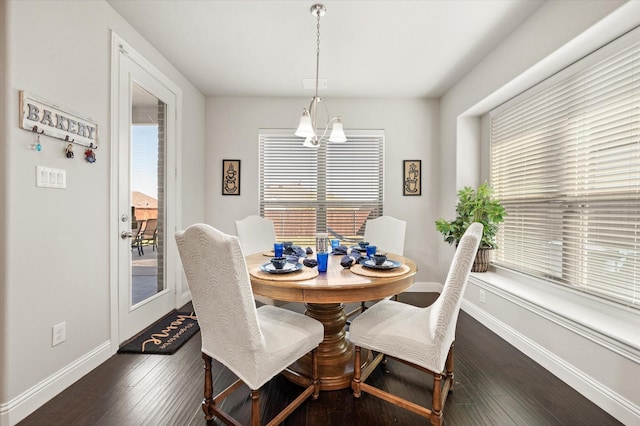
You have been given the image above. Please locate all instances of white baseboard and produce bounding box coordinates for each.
[0,341,112,426]
[462,300,640,425]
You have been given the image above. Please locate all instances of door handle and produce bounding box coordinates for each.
[121,231,133,239]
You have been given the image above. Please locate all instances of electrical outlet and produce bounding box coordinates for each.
[479,289,486,304]
[52,322,66,346]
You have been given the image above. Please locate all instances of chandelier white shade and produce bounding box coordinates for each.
[295,108,314,138]
[295,4,346,147]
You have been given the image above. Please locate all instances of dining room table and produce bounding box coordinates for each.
[245,249,417,391]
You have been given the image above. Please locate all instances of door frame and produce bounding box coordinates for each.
[109,32,183,353]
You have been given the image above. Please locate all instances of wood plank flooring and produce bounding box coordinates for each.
[19,294,621,425]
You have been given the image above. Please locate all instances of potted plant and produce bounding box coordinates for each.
[435,182,506,272]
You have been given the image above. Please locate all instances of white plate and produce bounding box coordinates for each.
[259,262,303,274]
[360,259,402,270]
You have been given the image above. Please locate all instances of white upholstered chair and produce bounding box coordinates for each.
[175,224,324,426]
[235,215,277,257]
[352,215,406,313]
[350,222,483,426]
[363,215,406,256]
[235,215,285,307]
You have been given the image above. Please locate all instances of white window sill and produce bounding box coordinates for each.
[468,267,640,360]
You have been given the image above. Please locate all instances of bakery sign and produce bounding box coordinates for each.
[19,91,98,148]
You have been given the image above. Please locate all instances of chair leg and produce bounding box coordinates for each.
[352,346,362,397]
[201,353,215,421]
[431,373,443,426]
[250,389,260,426]
[312,348,320,399]
[445,344,455,392]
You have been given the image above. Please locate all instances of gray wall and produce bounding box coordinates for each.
[205,97,441,285]
[1,1,205,424]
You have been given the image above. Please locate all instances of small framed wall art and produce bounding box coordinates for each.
[403,160,421,196]
[222,159,241,195]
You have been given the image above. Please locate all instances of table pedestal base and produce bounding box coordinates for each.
[282,302,371,391]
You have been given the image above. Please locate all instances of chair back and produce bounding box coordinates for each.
[235,215,276,256]
[363,215,406,255]
[430,222,483,360]
[175,224,264,362]
[141,218,158,239]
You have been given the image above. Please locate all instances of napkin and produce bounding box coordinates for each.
[349,251,364,262]
[303,258,318,268]
[284,245,307,258]
[331,245,350,255]
[340,251,364,268]
[340,255,354,268]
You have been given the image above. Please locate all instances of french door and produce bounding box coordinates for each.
[112,34,180,345]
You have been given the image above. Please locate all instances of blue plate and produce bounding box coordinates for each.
[359,258,402,270]
[260,262,303,274]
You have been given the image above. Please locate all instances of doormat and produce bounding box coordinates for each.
[118,310,199,355]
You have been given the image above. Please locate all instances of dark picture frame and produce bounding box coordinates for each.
[222,159,241,195]
[403,160,421,196]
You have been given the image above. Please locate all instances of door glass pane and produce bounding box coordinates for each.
[130,83,165,305]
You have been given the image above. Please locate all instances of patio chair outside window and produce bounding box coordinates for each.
[138,218,158,255]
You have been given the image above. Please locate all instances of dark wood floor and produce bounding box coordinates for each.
[20,294,621,426]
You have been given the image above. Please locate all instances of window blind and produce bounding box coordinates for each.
[259,129,384,247]
[490,28,640,308]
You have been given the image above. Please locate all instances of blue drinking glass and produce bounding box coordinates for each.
[366,245,377,258]
[273,242,284,257]
[317,252,329,272]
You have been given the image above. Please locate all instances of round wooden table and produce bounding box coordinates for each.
[245,252,417,391]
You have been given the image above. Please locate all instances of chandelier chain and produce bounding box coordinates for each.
[315,12,321,100]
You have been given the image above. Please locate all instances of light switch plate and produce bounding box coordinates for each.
[36,166,66,189]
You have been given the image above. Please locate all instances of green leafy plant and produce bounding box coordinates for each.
[435,182,506,249]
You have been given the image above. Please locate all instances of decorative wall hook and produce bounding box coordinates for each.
[32,132,42,152]
[65,143,74,159]
[20,91,99,151]
[84,148,96,163]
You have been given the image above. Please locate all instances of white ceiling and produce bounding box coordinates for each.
[108,0,545,98]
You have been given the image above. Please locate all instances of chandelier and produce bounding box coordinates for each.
[295,4,346,148]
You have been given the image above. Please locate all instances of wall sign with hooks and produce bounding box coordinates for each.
[19,91,99,149]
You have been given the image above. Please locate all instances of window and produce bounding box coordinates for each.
[259,129,384,246]
[490,28,640,308]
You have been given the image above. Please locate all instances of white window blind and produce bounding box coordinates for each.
[490,28,640,308]
[259,129,384,246]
